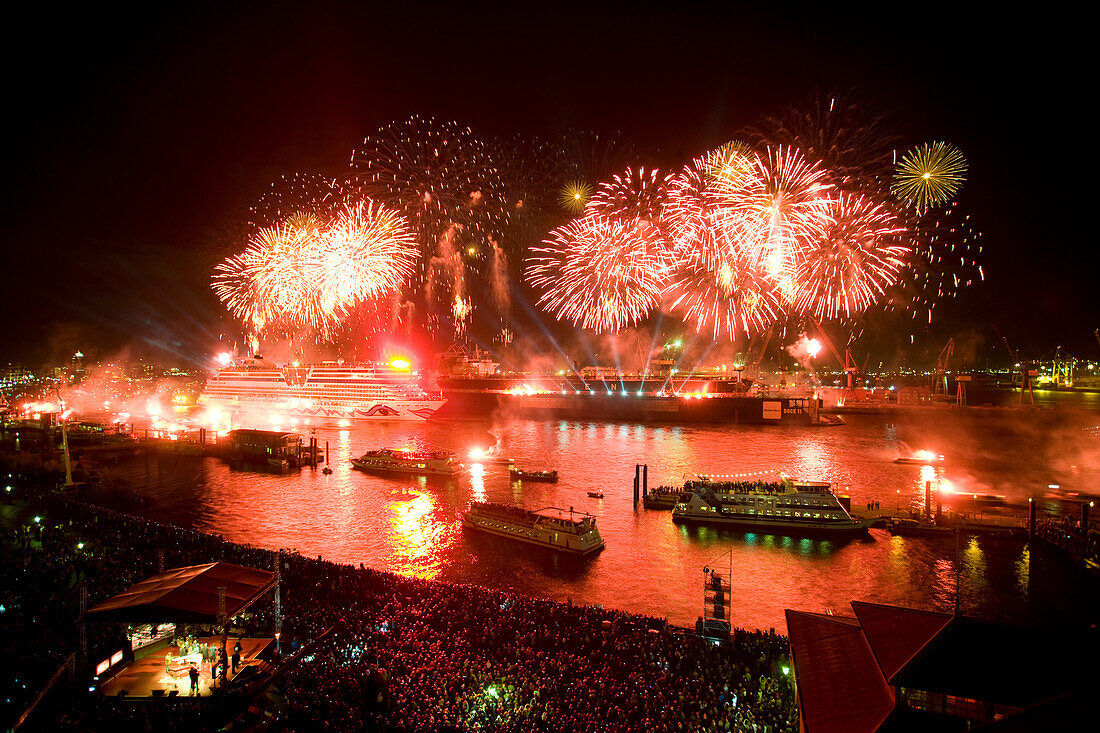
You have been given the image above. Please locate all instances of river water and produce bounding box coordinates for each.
[109,398,1100,632]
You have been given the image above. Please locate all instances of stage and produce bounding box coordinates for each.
[100,636,274,698]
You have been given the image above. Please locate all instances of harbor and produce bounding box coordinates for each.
[23,408,1093,633]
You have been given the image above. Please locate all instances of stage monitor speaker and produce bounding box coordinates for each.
[151,689,164,698]
[168,690,179,697]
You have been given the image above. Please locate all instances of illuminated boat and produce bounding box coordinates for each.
[672,474,870,537]
[462,503,604,555]
[199,356,445,423]
[586,490,604,498]
[509,468,558,483]
[894,452,945,465]
[351,448,457,476]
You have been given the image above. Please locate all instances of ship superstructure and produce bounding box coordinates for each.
[672,473,869,537]
[199,356,445,422]
[462,502,604,555]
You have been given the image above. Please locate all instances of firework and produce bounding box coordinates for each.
[527,215,669,333]
[666,238,783,341]
[585,167,675,227]
[890,204,984,322]
[791,193,908,320]
[559,180,594,214]
[750,91,903,188]
[710,146,834,279]
[892,142,968,213]
[351,116,510,257]
[213,200,417,335]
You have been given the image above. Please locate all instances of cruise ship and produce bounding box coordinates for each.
[672,474,870,537]
[351,448,457,476]
[462,502,604,555]
[199,356,445,422]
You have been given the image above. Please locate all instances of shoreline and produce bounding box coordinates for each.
[2,487,798,731]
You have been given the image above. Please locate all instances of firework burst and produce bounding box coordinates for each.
[213,200,417,335]
[892,141,968,213]
[585,166,675,227]
[559,180,594,214]
[666,238,783,341]
[791,193,908,320]
[527,215,669,333]
[351,116,510,277]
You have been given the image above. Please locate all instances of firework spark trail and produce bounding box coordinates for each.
[527,215,669,333]
[791,192,908,320]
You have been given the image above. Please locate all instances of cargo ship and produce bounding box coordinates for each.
[199,356,445,422]
[433,348,828,425]
[351,448,457,476]
[672,474,870,537]
[462,502,604,555]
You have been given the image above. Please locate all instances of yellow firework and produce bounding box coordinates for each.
[892,141,967,213]
[559,180,593,214]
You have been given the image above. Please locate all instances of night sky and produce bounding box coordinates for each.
[2,3,1094,366]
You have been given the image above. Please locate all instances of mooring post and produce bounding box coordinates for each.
[633,464,639,505]
[1028,498,1036,538]
[643,464,648,498]
[325,440,330,465]
[925,481,932,520]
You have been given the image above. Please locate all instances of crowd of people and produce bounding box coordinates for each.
[2,482,797,732]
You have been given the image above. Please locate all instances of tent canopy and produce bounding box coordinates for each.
[88,562,276,624]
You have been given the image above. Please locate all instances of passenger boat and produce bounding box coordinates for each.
[462,502,604,555]
[509,468,559,483]
[351,448,457,476]
[672,474,871,537]
[894,452,945,465]
[586,490,604,498]
[887,518,954,537]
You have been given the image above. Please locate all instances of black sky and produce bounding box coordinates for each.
[2,2,1095,366]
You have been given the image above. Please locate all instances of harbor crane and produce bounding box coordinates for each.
[993,327,1034,406]
[933,338,954,397]
[812,320,865,403]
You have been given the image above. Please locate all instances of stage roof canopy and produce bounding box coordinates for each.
[88,562,276,624]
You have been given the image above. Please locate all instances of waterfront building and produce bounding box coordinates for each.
[785,601,1095,731]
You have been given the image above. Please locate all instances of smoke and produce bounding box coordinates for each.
[785,334,822,374]
[488,237,511,314]
[426,224,468,334]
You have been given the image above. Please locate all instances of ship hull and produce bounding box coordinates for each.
[462,515,604,555]
[200,398,446,422]
[435,390,819,425]
[351,460,454,477]
[671,512,870,538]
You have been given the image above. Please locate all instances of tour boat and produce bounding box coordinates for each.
[672,474,871,537]
[351,448,457,476]
[509,468,559,483]
[462,502,604,555]
[586,490,604,498]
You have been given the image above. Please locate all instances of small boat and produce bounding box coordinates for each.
[894,452,945,466]
[587,490,604,498]
[351,448,457,476]
[321,467,333,475]
[510,468,558,483]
